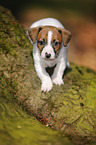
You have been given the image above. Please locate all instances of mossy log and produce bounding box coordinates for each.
[0,6,96,145]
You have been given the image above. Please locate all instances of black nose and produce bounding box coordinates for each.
[45,52,51,59]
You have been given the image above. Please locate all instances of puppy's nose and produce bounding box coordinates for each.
[45,52,51,59]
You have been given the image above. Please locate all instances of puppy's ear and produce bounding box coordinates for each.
[58,28,72,47]
[28,26,43,44]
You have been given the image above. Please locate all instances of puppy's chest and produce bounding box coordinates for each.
[41,59,57,67]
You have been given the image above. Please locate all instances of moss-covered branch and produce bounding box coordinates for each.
[0,5,96,145]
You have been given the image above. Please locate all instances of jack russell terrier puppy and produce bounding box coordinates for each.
[27,18,72,92]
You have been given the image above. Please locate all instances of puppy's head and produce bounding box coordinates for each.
[28,26,72,60]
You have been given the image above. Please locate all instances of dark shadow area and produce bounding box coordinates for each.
[0,0,96,21]
[86,68,96,75]
[64,67,72,76]
[46,64,57,77]
[46,64,72,77]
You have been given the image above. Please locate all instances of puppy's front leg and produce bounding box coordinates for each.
[52,60,66,86]
[34,63,53,92]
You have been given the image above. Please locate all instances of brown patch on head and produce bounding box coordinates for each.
[28,26,43,43]
[51,27,62,54]
[58,28,72,47]
[37,27,48,52]
[37,26,62,53]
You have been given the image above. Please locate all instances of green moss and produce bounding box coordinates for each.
[0,95,74,145]
[0,5,32,56]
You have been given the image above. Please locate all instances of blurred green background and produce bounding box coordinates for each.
[0,0,96,71]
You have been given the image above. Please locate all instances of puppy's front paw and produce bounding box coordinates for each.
[41,79,53,92]
[52,77,64,86]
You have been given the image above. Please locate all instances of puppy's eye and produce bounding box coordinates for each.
[53,40,59,46]
[38,39,45,45]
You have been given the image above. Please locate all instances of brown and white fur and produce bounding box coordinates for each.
[27,18,72,92]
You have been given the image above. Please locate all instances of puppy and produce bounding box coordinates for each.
[27,18,72,92]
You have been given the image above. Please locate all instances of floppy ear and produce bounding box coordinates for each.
[27,26,43,44]
[58,28,72,47]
